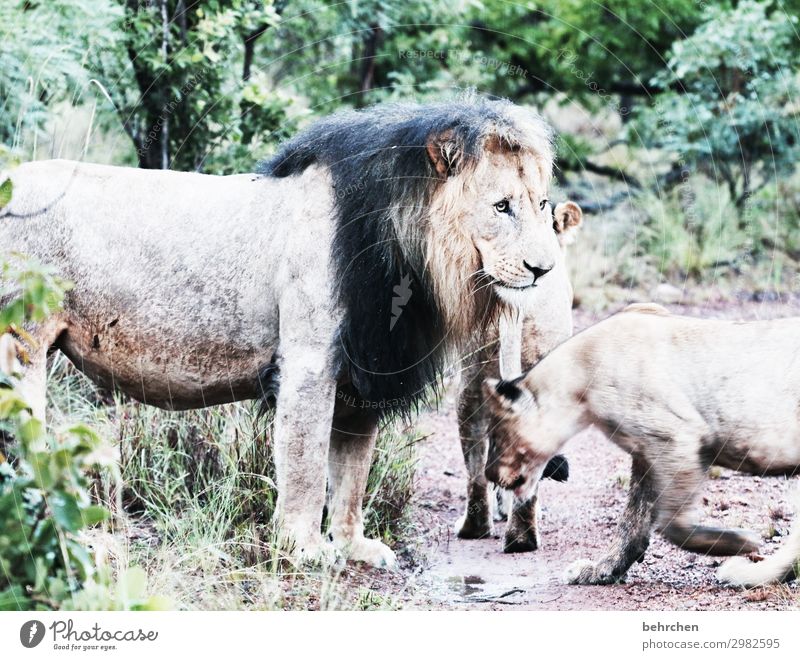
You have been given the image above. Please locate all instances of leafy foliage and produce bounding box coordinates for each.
[465,0,708,105]
[107,0,298,172]
[0,256,163,610]
[635,0,800,211]
[0,0,122,149]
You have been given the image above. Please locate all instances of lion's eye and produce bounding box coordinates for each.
[494,199,510,214]
[539,199,549,211]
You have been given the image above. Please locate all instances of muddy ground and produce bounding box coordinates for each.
[355,297,800,610]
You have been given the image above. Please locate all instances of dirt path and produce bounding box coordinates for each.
[387,298,800,610]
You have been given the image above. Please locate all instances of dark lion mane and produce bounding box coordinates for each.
[258,95,552,419]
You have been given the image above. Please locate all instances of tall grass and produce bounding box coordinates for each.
[633,175,800,291]
[566,173,800,308]
[46,355,418,610]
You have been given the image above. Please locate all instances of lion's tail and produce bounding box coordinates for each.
[717,489,800,588]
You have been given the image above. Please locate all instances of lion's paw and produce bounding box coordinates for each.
[564,559,620,585]
[455,511,494,539]
[503,528,540,553]
[341,537,398,569]
[282,531,342,568]
[716,556,763,588]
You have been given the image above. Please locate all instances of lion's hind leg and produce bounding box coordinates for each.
[662,524,760,556]
[653,437,760,556]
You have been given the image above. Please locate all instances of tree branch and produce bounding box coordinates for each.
[243,23,269,81]
[582,159,642,189]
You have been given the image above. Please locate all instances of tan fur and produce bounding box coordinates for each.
[553,201,583,247]
[0,333,20,377]
[424,145,561,345]
[455,223,579,549]
[1,123,570,569]
[484,307,800,585]
[622,302,669,315]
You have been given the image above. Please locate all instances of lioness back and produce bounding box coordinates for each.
[571,312,800,469]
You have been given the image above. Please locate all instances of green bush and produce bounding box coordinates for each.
[635,1,800,213]
[0,255,164,610]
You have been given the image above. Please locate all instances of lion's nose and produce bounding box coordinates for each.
[523,261,553,283]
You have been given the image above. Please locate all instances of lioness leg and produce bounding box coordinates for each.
[504,485,542,552]
[566,453,656,584]
[503,311,576,552]
[455,346,496,539]
[273,349,338,564]
[327,409,396,568]
[654,440,760,556]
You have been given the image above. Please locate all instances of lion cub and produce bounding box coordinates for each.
[483,303,800,587]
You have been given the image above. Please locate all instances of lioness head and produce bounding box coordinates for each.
[482,376,572,501]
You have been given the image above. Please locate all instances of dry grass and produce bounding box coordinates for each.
[46,355,419,610]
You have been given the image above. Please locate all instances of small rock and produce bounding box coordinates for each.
[744,589,770,602]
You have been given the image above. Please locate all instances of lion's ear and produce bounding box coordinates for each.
[553,201,583,247]
[426,129,461,179]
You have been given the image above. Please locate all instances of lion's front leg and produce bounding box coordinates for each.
[327,409,396,568]
[566,454,656,585]
[273,350,338,566]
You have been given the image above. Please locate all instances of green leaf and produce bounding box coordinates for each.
[0,179,11,210]
[0,585,30,610]
[49,491,83,532]
[118,566,148,604]
[80,505,109,527]
[135,593,173,611]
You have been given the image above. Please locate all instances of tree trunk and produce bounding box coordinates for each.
[159,0,170,169]
[243,24,269,81]
[357,24,383,107]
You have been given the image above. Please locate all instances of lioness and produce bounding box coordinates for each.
[483,303,800,587]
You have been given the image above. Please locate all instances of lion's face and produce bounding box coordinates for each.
[423,124,580,337]
[482,377,567,501]
[456,150,562,303]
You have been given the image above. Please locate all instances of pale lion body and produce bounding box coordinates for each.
[484,304,800,586]
[1,98,576,567]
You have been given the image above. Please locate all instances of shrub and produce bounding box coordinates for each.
[0,254,163,610]
[635,1,800,214]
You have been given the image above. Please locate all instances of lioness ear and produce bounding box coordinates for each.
[483,377,534,411]
[426,129,461,179]
[482,378,501,403]
[553,201,583,247]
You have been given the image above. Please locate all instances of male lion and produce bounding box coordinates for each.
[1,97,572,567]
[483,304,800,586]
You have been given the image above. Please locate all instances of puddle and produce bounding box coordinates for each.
[445,574,486,596]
